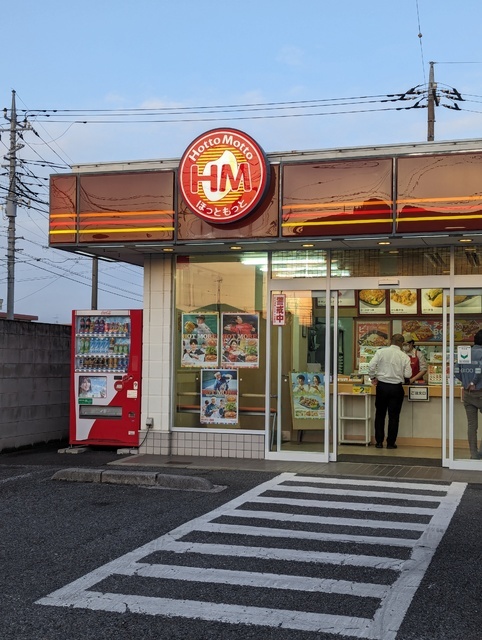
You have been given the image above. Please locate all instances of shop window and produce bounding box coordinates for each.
[454,247,482,275]
[330,247,451,277]
[174,253,267,430]
[271,250,329,278]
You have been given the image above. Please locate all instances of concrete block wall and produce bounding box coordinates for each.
[0,319,71,451]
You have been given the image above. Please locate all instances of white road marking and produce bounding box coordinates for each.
[224,508,427,531]
[0,471,35,484]
[37,472,466,639]
[116,562,389,598]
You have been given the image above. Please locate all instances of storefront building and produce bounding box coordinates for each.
[49,130,482,470]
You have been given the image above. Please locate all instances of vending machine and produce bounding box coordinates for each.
[70,309,142,447]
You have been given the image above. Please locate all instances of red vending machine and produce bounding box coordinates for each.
[70,309,142,447]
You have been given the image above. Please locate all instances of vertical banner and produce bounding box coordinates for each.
[200,369,238,425]
[181,312,219,367]
[221,312,259,368]
[290,372,325,419]
[272,293,287,325]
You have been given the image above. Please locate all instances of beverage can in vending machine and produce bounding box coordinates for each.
[79,317,85,333]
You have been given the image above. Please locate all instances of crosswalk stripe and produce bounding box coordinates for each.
[283,476,450,493]
[251,496,437,515]
[44,591,375,635]
[223,508,427,531]
[194,521,417,548]
[270,485,448,502]
[157,540,406,570]
[116,562,389,598]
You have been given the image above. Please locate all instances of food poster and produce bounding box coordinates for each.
[290,372,325,419]
[389,289,418,314]
[316,290,356,307]
[421,289,482,314]
[221,312,259,368]
[358,346,381,374]
[358,289,387,315]
[200,369,238,425]
[357,321,390,348]
[401,319,443,343]
[181,312,219,367]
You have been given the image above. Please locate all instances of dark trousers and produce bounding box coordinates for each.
[374,381,404,446]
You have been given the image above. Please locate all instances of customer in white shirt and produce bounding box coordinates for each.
[368,333,412,450]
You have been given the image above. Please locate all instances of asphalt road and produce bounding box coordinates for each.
[1,444,482,640]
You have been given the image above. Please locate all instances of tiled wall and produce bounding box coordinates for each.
[140,256,172,434]
[139,429,265,459]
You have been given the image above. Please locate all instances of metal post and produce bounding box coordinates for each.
[91,257,98,310]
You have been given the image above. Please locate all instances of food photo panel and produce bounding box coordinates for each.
[389,289,418,315]
[358,289,387,315]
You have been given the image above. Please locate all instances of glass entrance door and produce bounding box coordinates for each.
[445,287,482,468]
[268,290,335,461]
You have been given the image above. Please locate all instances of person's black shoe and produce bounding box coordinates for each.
[375,443,383,449]
[386,444,397,449]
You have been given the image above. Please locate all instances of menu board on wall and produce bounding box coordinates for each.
[402,319,443,342]
[389,289,418,315]
[421,290,482,315]
[316,290,356,307]
[358,290,387,315]
[454,319,482,342]
[357,321,391,348]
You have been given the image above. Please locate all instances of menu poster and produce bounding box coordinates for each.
[181,312,219,367]
[358,346,381,374]
[454,319,482,343]
[200,369,238,425]
[357,321,391,348]
[358,290,387,315]
[389,289,418,315]
[421,290,482,315]
[316,290,356,307]
[290,372,325,419]
[402,319,443,343]
[221,312,259,368]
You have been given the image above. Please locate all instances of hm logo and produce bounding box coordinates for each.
[190,150,252,202]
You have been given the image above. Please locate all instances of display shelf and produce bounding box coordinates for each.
[338,392,371,445]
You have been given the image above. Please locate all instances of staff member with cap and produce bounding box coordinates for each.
[368,333,412,449]
[403,335,428,384]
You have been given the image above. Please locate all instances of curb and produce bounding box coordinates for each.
[51,468,219,492]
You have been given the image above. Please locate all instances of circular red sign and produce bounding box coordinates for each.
[179,128,269,224]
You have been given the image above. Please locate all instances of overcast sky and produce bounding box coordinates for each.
[2,0,482,323]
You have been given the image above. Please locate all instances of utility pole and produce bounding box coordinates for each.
[427,61,436,141]
[91,257,98,310]
[5,91,19,320]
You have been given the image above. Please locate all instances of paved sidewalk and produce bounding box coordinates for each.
[114,452,482,484]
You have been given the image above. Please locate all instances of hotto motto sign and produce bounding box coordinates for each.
[179,128,270,224]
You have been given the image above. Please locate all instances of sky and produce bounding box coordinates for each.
[2,0,482,324]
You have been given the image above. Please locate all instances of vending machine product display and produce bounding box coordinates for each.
[70,309,142,446]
